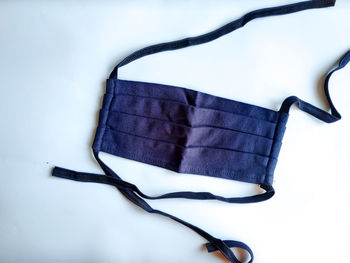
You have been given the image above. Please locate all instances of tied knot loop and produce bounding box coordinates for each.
[206,239,254,263]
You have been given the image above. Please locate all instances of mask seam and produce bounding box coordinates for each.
[97,79,116,155]
[264,112,287,184]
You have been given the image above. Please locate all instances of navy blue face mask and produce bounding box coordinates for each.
[52,1,348,262]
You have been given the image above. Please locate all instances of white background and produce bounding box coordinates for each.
[1,1,350,263]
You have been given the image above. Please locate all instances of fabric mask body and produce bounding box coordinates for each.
[93,79,289,185]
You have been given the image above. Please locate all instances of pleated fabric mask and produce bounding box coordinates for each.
[52,1,347,262]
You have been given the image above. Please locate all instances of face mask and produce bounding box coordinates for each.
[52,1,347,262]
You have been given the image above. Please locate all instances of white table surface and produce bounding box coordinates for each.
[1,1,350,263]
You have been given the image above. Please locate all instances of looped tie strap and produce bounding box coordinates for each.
[280,49,349,123]
[206,239,254,263]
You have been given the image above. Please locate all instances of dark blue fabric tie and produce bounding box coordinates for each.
[52,1,347,262]
[280,49,348,122]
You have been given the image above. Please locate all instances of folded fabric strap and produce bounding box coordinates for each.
[53,150,258,263]
[110,0,335,78]
[280,49,349,122]
[52,166,274,203]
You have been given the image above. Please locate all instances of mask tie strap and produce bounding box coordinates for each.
[52,165,274,204]
[109,0,335,79]
[280,49,349,122]
[52,151,254,263]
